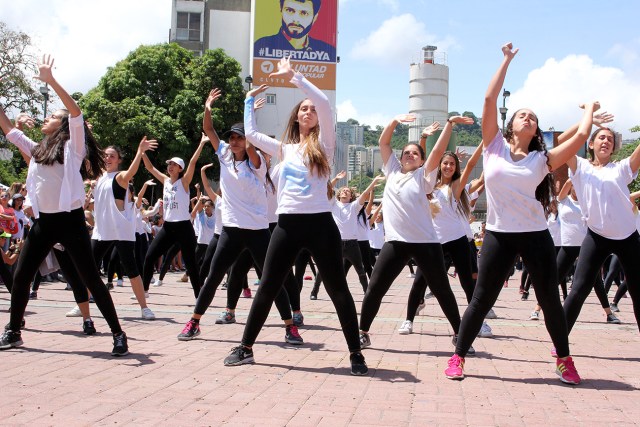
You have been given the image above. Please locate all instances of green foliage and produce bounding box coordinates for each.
[613,138,640,192]
[79,44,245,193]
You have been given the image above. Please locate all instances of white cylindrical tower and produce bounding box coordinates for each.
[409,46,449,143]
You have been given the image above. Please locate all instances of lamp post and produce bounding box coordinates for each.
[244,76,253,92]
[499,88,510,133]
[39,84,50,119]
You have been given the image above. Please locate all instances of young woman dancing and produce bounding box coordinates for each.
[0,55,128,355]
[223,57,368,375]
[445,43,597,385]
[358,115,471,349]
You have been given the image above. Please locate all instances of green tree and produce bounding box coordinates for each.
[613,136,640,192]
[80,44,245,193]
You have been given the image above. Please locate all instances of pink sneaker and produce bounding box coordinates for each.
[444,354,465,380]
[242,288,252,298]
[556,356,581,385]
[551,347,557,358]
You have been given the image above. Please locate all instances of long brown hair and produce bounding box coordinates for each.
[436,151,471,219]
[281,99,331,178]
[31,110,104,180]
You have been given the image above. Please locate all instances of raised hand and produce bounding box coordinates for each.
[254,97,266,111]
[247,84,269,99]
[394,113,416,124]
[138,136,158,153]
[335,170,347,180]
[593,110,614,128]
[421,122,440,137]
[200,132,210,145]
[143,179,156,187]
[269,56,295,80]
[455,147,470,162]
[205,88,223,111]
[448,116,475,125]
[15,113,35,130]
[201,163,214,171]
[501,42,519,61]
[35,54,56,85]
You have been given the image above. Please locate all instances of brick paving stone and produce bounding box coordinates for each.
[1,268,639,425]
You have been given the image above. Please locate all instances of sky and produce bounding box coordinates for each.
[3,0,640,138]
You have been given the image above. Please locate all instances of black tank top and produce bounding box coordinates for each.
[112,176,127,201]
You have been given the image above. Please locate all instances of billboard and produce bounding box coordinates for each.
[253,0,337,90]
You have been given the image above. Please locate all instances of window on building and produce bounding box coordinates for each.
[176,12,201,41]
[266,94,276,105]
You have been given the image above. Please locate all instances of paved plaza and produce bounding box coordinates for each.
[0,267,639,426]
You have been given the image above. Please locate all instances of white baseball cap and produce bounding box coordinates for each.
[166,157,185,169]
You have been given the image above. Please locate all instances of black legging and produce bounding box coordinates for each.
[92,240,140,279]
[159,244,181,280]
[135,232,149,287]
[142,220,200,297]
[313,239,369,294]
[0,256,13,293]
[106,246,123,283]
[527,246,568,299]
[455,229,569,358]
[360,240,461,332]
[198,233,219,281]
[612,280,629,304]
[241,213,361,351]
[564,229,640,332]
[344,240,374,278]
[194,226,293,320]
[294,249,316,291]
[408,236,475,319]
[604,254,624,294]
[9,209,122,334]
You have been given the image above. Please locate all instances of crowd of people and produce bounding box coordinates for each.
[0,45,638,385]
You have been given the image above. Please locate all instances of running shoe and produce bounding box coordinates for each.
[177,320,201,341]
[424,291,434,300]
[350,351,368,376]
[29,291,37,300]
[0,330,23,350]
[224,346,254,366]
[106,282,114,290]
[221,282,228,290]
[606,313,621,324]
[398,320,413,335]
[141,307,156,320]
[111,332,129,357]
[66,306,82,317]
[130,292,150,300]
[521,291,529,301]
[359,332,371,348]
[4,319,25,331]
[215,310,236,324]
[83,318,96,335]
[529,311,540,321]
[292,312,304,326]
[610,303,620,313]
[285,325,304,345]
[444,354,465,380]
[242,288,252,298]
[179,274,188,283]
[477,321,493,338]
[416,301,426,316]
[556,356,581,385]
[551,347,557,358]
[309,293,317,300]
[116,279,124,287]
[485,308,497,319]
[153,279,163,287]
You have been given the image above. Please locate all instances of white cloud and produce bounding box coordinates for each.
[3,0,170,97]
[337,99,390,128]
[350,14,456,66]
[507,55,640,139]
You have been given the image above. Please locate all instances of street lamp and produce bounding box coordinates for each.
[244,75,253,92]
[39,84,50,119]
[500,89,510,133]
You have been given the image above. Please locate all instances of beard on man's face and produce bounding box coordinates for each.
[281,18,313,39]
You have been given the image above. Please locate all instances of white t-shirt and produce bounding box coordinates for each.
[244,73,335,215]
[194,209,216,245]
[483,131,550,232]
[570,156,638,240]
[163,178,191,222]
[92,171,135,241]
[558,196,586,247]
[266,163,280,224]
[214,198,223,235]
[382,154,438,243]
[547,213,562,247]
[368,221,385,249]
[217,141,268,230]
[331,199,362,240]
[431,185,466,244]
[356,212,369,241]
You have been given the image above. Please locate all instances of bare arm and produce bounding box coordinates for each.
[191,197,203,220]
[181,136,208,189]
[141,152,168,183]
[557,110,614,144]
[202,89,222,152]
[369,202,383,227]
[453,143,483,200]
[35,55,80,118]
[418,122,441,153]
[424,116,474,174]
[200,163,218,200]
[330,170,347,188]
[630,190,640,203]
[380,114,416,165]
[482,43,518,146]
[116,136,158,188]
[557,178,572,201]
[136,180,156,209]
[357,176,384,206]
[548,102,598,171]
[365,187,375,216]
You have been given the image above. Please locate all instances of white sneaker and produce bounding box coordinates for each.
[416,301,426,316]
[485,308,497,319]
[65,306,82,317]
[398,320,413,335]
[141,307,156,320]
[529,310,540,320]
[116,279,124,287]
[407,273,416,278]
[424,291,434,300]
[478,321,493,338]
[153,279,162,287]
[130,292,150,300]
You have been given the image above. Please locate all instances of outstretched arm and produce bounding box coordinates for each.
[557,178,572,201]
[418,122,441,153]
[557,110,614,144]
[548,102,599,171]
[424,116,474,174]
[357,175,385,206]
[116,136,158,188]
[453,143,483,200]
[202,89,222,152]
[200,163,218,201]
[482,43,518,146]
[380,114,416,165]
[136,180,156,209]
[330,170,347,188]
[182,135,208,188]
[141,152,168,183]
[369,202,383,227]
